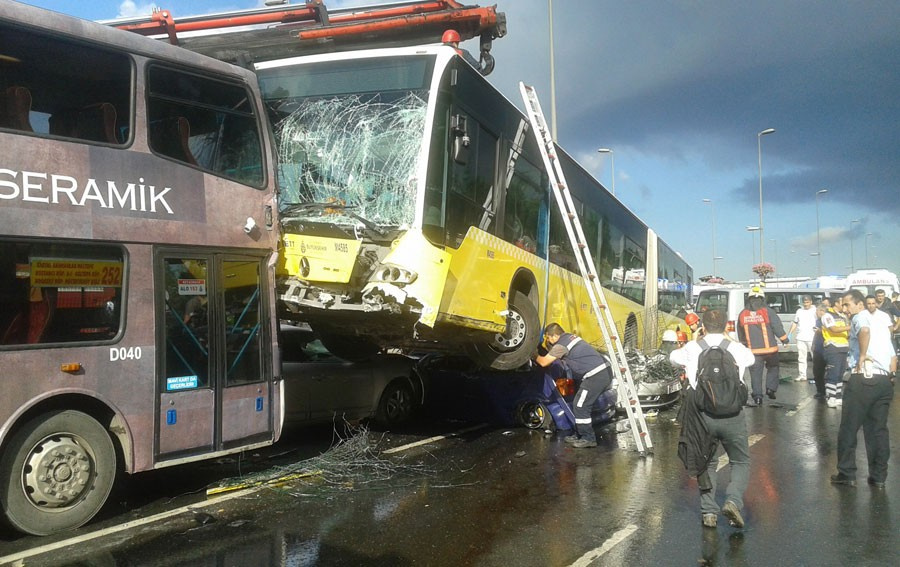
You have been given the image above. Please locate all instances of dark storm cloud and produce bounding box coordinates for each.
[488,0,900,218]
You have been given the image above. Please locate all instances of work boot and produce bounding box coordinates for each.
[722,500,744,528]
[564,434,580,444]
[766,389,777,400]
[702,513,717,528]
[571,438,598,449]
[753,396,763,407]
[830,473,856,487]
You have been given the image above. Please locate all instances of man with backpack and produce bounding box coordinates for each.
[670,309,755,529]
[738,287,789,406]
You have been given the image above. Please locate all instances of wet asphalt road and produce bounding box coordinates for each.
[1,363,898,567]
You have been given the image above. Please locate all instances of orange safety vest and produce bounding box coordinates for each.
[738,307,784,354]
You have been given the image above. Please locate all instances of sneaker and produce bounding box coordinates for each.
[702,513,717,528]
[835,398,843,407]
[826,397,838,408]
[564,434,580,444]
[794,376,805,381]
[722,500,744,528]
[571,438,598,449]
[766,389,777,400]
[830,473,857,487]
[754,396,763,407]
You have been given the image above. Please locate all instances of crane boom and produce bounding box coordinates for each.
[107,0,506,74]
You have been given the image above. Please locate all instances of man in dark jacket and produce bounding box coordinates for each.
[535,323,614,449]
[737,288,788,406]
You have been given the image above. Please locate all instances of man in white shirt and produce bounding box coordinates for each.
[831,290,897,488]
[788,295,817,381]
[670,309,755,529]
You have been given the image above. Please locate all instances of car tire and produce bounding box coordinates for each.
[375,379,416,426]
[0,410,116,536]
[516,401,554,431]
[467,290,540,371]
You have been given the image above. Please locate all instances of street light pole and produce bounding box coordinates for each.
[597,148,615,195]
[547,0,557,142]
[849,219,860,272]
[865,232,873,267]
[815,189,828,276]
[757,128,775,264]
[703,198,717,277]
[746,225,760,271]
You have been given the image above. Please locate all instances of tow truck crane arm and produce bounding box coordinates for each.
[110,0,506,74]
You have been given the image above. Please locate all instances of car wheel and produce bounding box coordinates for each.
[375,379,416,426]
[516,401,554,430]
[467,290,540,370]
[0,410,116,536]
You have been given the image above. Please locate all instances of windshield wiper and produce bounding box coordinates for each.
[282,202,386,237]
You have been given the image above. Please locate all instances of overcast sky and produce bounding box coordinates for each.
[19,0,900,281]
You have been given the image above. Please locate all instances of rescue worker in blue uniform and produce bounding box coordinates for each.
[535,323,614,448]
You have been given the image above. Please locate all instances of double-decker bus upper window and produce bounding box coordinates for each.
[258,56,435,234]
[0,23,131,144]
[146,66,263,186]
[0,240,123,346]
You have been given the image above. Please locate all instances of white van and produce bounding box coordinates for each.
[695,287,834,355]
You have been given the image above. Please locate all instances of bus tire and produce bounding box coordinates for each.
[0,410,116,536]
[467,291,540,371]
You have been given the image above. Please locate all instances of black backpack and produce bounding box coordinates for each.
[696,339,747,417]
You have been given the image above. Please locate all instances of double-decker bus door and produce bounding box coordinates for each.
[157,253,273,459]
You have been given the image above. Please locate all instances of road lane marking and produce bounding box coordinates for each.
[570,524,638,566]
[0,486,261,565]
[786,396,813,416]
[382,423,489,454]
[2,424,490,564]
[716,433,765,472]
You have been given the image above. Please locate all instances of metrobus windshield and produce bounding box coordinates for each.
[258,55,436,231]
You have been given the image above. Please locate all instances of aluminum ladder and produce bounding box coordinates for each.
[519,82,653,455]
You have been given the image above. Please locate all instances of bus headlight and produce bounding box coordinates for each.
[371,264,417,285]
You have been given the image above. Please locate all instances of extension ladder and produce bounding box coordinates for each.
[519,82,653,455]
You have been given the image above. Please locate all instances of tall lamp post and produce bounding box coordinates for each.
[597,148,615,195]
[865,232,873,267]
[747,225,760,269]
[849,219,860,272]
[702,198,717,277]
[548,0,557,142]
[757,128,776,264]
[815,189,828,276]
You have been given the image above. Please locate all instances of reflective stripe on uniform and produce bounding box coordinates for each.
[575,388,590,408]
[583,362,609,378]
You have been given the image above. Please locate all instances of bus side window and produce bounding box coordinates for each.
[149,116,197,166]
[49,103,119,144]
[0,86,34,132]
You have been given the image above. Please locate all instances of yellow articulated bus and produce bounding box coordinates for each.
[256,45,691,369]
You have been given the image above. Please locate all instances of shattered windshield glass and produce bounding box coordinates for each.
[258,56,435,231]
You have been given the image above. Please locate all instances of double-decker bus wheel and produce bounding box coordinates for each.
[467,291,540,371]
[0,410,116,536]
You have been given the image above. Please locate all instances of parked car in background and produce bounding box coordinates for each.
[280,324,423,427]
[695,287,834,355]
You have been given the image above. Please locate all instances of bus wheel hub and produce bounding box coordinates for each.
[494,309,527,351]
[24,435,93,508]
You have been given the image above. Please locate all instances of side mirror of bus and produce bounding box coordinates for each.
[450,114,470,165]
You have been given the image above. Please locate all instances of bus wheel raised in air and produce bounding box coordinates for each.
[0,410,116,536]
[467,291,540,370]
